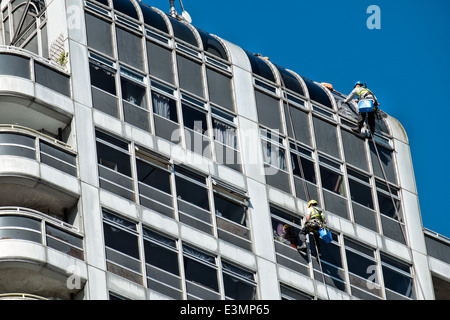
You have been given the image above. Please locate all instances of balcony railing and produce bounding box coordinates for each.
[0,47,71,97]
[0,125,77,177]
[0,207,84,260]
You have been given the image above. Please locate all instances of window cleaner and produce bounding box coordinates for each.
[297,200,329,255]
[343,81,380,137]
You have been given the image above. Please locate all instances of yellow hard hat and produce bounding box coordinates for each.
[308,200,318,207]
[283,224,290,230]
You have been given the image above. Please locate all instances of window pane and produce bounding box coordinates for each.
[116,27,143,70]
[175,173,209,211]
[313,117,339,159]
[349,179,373,209]
[144,238,179,276]
[96,141,131,176]
[103,221,139,259]
[370,144,397,184]
[121,77,146,108]
[152,91,177,122]
[139,3,168,33]
[177,55,203,97]
[255,90,281,130]
[206,67,233,112]
[341,129,368,171]
[112,0,138,20]
[182,105,207,133]
[197,29,227,60]
[85,13,113,57]
[169,16,198,47]
[245,52,275,82]
[183,247,218,291]
[302,77,332,109]
[34,62,70,96]
[320,166,345,197]
[90,62,116,95]
[284,104,311,146]
[147,41,174,84]
[276,66,304,96]
[214,194,246,226]
[136,159,171,194]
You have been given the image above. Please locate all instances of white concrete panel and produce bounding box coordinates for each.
[69,39,91,106]
[395,139,417,194]
[402,189,427,255]
[237,117,265,184]
[247,179,275,261]
[256,257,280,299]
[74,102,98,186]
[80,182,106,270]
[100,190,139,220]
[218,241,256,271]
[141,207,179,239]
[86,265,108,300]
[40,164,80,195]
[180,224,218,253]
[107,273,147,300]
[411,251,435,299]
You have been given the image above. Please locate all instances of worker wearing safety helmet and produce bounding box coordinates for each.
[343,81,379,135]
[297,200,326,253]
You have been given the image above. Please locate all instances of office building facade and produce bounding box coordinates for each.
[0,0,448,300]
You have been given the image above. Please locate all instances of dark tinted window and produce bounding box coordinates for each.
[246,52,275,82]
[139,3,168,33]
[197,28,227,60]
[169,16,198,47]
[112,0,138,20]
[276,66,303,96]
[0,53,30,78]
[85,13,113,57]
[302,77,332,109]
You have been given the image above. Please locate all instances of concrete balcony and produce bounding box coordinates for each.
[0,207,86,299]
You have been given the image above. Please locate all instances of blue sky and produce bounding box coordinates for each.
[143,0,450,237]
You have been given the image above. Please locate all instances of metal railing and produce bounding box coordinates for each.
[0,207,84,260]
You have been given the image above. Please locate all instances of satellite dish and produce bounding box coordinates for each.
[182,10,192,23]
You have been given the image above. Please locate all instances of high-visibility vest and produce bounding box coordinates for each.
[310,207,324,221]
[356,87,373,100]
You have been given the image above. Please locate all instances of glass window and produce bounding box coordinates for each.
[177,54,203,98]
[284,103,311,146]
[214,193,246,226]
[112,0,138,20]
[276,66,304,96]
[302,77,332,109]
[89,61,116,95]
[313,117,340,159]
[320,164,345,197]
[345,238,382,299]
[261,128,286,171]
[146,40,174,84]
[175,167,209,211]
[377,182,402,220]
[34,62,70,96]
[0,53,30,78]
[96,132,131,177]
[348,169,373,209]
[290,143,315,184]
[255,90,281,131]
[206,67,234,112]
[120,76,146,109]
[182,104,208,134]
[139,3,168,33]
[152,91,177,122]
[197,28,227,60]
[370,143,397,184]
[143,228,179,276]
[85,13,113,57]
[222,262,256,300]
[341,129,368,172]
[381,254,415,299]
[102,210,141,276]
[245,51,275,83]
[183,246,218,292]
[212,117,236,150]
[116,26,143,70]
[169,16,198,47]
[137,159,171,195]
